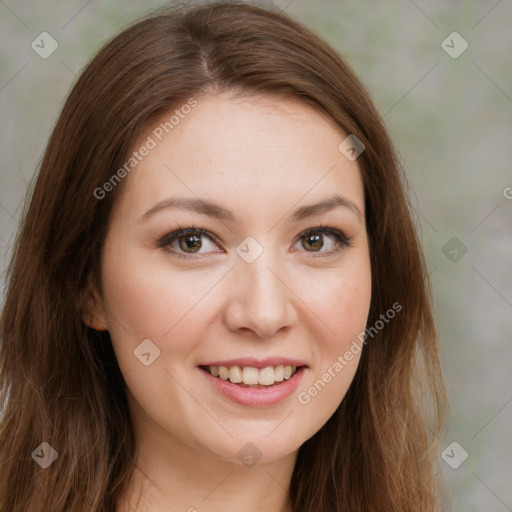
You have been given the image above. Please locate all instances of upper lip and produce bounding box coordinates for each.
[199,357,308,368]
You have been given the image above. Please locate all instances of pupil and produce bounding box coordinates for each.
[177,233,324,253]
[305,234,322,251]
[180,235,201,252]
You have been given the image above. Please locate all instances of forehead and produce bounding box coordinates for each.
[114,93,365,223]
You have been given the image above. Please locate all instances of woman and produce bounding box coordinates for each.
[0,2,447,511]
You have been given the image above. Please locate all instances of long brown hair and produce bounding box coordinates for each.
[0,2,447,510]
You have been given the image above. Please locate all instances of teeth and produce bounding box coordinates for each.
[258,367,275,385]
[242,366,259,385]
[207,364,299,386]
[228,365,243,384]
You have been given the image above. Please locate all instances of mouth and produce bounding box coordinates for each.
[199,364,305,388]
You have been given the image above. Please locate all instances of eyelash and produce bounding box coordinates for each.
[157,223,353,260]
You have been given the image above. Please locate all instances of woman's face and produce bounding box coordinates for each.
[89,93,371,465]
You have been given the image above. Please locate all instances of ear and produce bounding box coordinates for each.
[81,273,109,331]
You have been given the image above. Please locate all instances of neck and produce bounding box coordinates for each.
[117,451,296,512]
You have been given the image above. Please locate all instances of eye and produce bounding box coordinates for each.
[158,226,220,258]
[292,226,352,257]
[158,224,352,260]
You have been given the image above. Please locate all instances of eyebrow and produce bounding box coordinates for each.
[138,194,363,224]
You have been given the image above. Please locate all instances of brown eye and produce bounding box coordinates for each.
[177,234,203,253]
[293,227,352,257]
[301,233,324,252]
[159,227,219,257]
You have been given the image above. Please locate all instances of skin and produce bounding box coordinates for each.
[85,92,372,512]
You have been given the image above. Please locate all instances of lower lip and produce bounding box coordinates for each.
[199,366,306,407]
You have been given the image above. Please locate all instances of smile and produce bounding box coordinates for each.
[198,360,307,406]
[202,364,301,387]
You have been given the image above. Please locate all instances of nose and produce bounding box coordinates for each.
[223,251,298,338]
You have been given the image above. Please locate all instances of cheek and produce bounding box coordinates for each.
[331,272,372,342]
[326,265,371,376]
[100,242,228,364]
[304,250,372,348]
[316,272,370,374]
[293,251,371,421]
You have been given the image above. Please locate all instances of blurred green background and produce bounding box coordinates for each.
[1,1,511,510]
